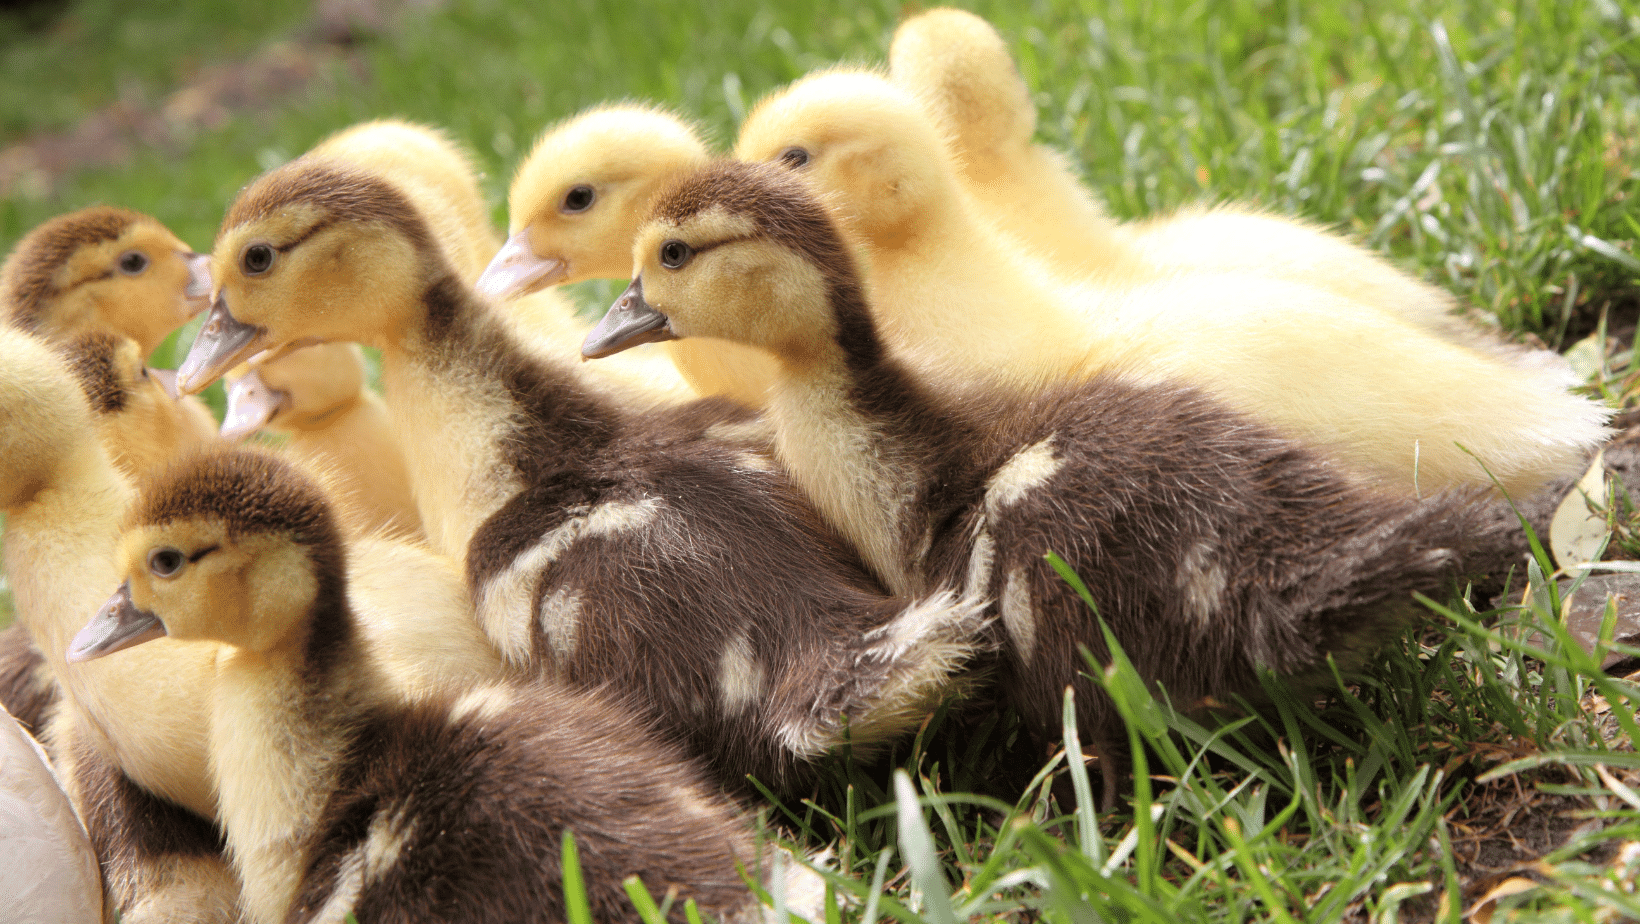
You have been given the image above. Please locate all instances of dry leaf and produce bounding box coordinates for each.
[1466,876,1539,923]
[1551,449,1610,571]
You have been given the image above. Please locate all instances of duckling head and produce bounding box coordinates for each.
[477,104,711,300]
[177,159,444,393]
[888,8,1036,160]
[583,161,866,369]
[735,69,961,252]
[221,342,369,439]
[68,447,345,662]
[1,206,211,356]
[58,330,216,474]
[0,325,94,510]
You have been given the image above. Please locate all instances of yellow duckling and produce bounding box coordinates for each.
[888,6,1550,362]
[222,342,424,541]
[478,103,777,406]
[733,69,1610,497]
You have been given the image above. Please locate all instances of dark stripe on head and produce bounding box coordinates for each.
[132,447,339,551]
[221,158,435,259]
[649,160,883,370]
[2,206,147,331]
[59,330,129,415]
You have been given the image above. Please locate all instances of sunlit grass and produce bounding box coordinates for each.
[3,0,1640,919]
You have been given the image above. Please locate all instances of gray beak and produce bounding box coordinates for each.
[148,368,181,401]
[220,369,288,441]
[184,253,213,305]
[177,295,265,394]
[582,277,677,359]
[67,581,167,663]
[475,229,567,301]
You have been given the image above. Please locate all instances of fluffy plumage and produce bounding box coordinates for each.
[480,103,777,406]
[177,157,991,796]
[222,342,423,541]
[2,206,209,356]
[58,331,218,482]
[77,447,801,924]
[733,68,1611,497]
[594,161,1527,803]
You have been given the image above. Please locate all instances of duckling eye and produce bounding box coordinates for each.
[241,243,275,276]
[147,547,186,578]
[561,185,596,213]
[116,251,150,276]
[659,240,693,269]
[779,147,811,169]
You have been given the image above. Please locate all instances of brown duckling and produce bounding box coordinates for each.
[0,323,505,921]
[583,161,1526,805]
[175,154,989,797]
[70,446,814,924]
[58,330,218,482]
[2,206,210,356]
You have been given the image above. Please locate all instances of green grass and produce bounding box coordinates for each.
[4,0,1640,918]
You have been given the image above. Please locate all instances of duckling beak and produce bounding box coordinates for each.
[177,294,265,394]
[148,368,181,401]
[475,229,567,300]
[220,369,288,441]
[582,277,676,359]
[183,253,213,309]
[67,581,167,663]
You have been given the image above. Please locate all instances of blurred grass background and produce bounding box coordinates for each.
[6,0,1640,918]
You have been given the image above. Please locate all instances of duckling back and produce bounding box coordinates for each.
[889,8,1129,269]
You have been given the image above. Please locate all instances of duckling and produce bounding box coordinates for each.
[58,330,218,482]
[0,324,504,919]
[479,103,777,407]
[733,70,1610,497]
[70,446,815,924]
[583,161,1526,804]
[3,207,219,447]
[2,205,211,357]
[0,706,103,924]
[887,8,1129,276]
[888,8,1557,365]
[176,155,989,796]
[221,342,423,541]
[0,323,237,920]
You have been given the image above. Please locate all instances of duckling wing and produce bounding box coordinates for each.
[0,707,103,924]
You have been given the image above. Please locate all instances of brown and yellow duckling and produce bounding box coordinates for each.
[583,161,1526,805]
[176,153,989,797]
[70,446,813,924]
[2,205,210,356]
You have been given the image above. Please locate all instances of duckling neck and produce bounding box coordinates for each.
[4,442,218,821]
[767,283,956,598]
[283,391,424,541]
[866,192,1101,391]
[376,273,621,562]
[210,590,371,924]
